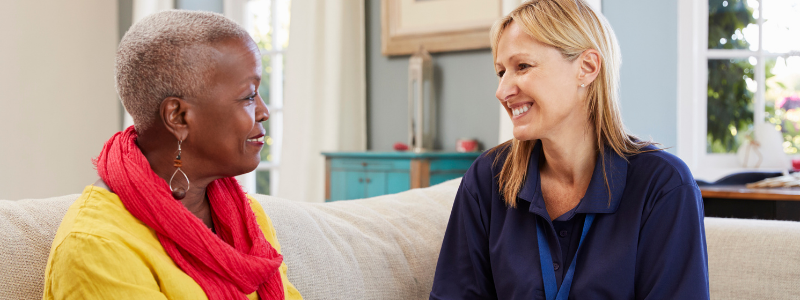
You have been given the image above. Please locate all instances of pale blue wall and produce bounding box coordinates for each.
[604,0,678,152]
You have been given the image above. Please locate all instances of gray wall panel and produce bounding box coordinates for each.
[365,0,500,152]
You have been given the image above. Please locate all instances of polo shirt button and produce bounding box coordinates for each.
[559,230,568,237]
[553,263,560,271]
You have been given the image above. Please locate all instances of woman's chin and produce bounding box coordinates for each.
[512,127,538,142]
[243,158,261,173]
[227,158,261,177]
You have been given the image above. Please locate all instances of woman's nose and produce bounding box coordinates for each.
[256,95,270,122]
[496,77,519,103]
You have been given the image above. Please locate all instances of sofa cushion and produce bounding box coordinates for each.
[252,178,459,300]
[705,217,800,300]
[0,194,77,300]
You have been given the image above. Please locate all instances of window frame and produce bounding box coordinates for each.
[227,0,287,195]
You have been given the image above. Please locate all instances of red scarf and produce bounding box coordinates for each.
[95,126,285,300]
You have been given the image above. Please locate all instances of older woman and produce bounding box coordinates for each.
[42,11,301,300]
[431,1,709,299]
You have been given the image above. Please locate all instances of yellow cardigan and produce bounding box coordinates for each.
[42,185,302,300]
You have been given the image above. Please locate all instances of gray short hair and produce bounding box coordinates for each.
[116,10,251,131]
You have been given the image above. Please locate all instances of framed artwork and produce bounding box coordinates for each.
[381,0,504,56]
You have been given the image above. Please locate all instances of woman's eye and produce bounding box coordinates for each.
[245,93,257,101]
[496,70,505,78]
[518,63,530,70]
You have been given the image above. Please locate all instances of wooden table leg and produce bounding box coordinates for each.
[410,159,431,189]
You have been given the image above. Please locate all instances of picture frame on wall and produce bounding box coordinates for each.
[381,0,504,56]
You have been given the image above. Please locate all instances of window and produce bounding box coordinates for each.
[706,0,800,154]
[678,0,800,178]
[230,0,291,195]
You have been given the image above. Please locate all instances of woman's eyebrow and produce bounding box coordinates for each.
[496,53,532,67]
[243,75,261,83]
[508,53,532,61]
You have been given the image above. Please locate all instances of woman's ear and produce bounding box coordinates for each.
[578,49,602,86]
[160,96,190,141]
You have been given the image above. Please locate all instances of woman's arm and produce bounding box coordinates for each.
[44,232,168,300]
[430,181,497,300]
[635,183,710,300]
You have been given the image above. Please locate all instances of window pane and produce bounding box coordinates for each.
[708,0,758,50]
[278,0,291,50]
[269,53,282,108]
[248,0,273,114]
[247,0,272,51]
[256,170,270,194]
[707,58,757,153]
[762,0,800,53]
[267,111,282,162]
[260,116,272,161]
[259,54,272,105]
[765,56,800,154]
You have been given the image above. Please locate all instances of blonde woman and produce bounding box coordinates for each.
[431,1,709,299]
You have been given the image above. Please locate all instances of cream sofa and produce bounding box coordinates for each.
[1,179,799,300]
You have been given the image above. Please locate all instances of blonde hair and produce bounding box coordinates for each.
[116,10,251,132]
[488,0,655,208]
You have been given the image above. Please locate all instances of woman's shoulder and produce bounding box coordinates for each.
[457,144,509,200]
[58,185,148,233]
[629,146,695,183]
[45,185,164,291]
[51,185,161,255]
[626,145,699,199]
[471,142,510,176]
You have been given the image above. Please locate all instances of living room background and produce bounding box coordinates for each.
[0,0,682,200]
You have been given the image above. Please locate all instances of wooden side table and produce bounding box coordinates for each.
[700,185,800,221]
[321,152,481,202]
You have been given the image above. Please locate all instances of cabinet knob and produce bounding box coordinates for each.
[361,162,367,167]
[366,178,371,183]
[358,178,364,183]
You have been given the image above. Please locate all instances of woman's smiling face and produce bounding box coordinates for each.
[494,21,587,142]
[185,37,268,178]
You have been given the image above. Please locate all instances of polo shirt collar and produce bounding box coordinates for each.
[517,140,628,216]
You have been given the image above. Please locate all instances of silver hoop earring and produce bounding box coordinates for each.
[169,140,190,200]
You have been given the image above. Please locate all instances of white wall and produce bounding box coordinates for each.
[0,1,120,200]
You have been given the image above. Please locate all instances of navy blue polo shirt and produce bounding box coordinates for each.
[430,141,710,299]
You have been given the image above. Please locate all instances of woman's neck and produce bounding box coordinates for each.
[539,124,598,188]
[136,129,217,231]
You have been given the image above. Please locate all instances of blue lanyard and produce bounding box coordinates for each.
[536,213,595,300]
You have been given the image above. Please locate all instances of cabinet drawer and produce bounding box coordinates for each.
[329,171,366,201]
[329,158,411,171]
[328,169,410,201]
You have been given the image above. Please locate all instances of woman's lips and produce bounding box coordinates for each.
[510,103,532,120]
[247,134,265,146]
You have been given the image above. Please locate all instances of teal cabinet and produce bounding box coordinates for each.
[323,152,481,201]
